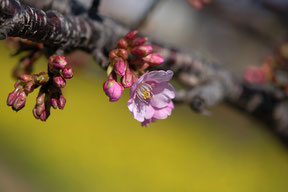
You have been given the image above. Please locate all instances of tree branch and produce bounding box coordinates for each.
[1,0,288,141]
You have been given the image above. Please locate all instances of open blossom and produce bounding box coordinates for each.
[127,70,175,126]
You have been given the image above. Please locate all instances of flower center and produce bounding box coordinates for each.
[136,82,153,104]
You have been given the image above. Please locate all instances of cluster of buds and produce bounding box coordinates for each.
[32,55,73,121]
[7,55,74,121]
[7,72,49,111]
[103,30,164,102]
[244,42,288,93]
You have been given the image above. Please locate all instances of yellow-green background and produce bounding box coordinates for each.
[0,43,288,192]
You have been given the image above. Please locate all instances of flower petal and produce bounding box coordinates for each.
[153,101,174,119]
[152,82,175,99]
[130,97,145,122]
[144,104,155,119]
[144,70,173,83]
[150,93,170,108]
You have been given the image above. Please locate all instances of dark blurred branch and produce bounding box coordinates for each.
[1,0,288,141]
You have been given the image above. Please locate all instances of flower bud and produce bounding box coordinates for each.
[49,55,67,70]
[36,103,45,116]
[121,68,133,88]
[109,49,128,60]
[34,72,49,85]
[33,108,40,119]
[125,30,138,41]
[57,95,66,109]
[51,98,58,109]
[131,37,147,47]
[114,58,126,76]
[7,90,20,106]
[131,45,152,58]
[62,67,74,79]
[24,81,35,93]
[53,76,66,88]
[117,38,128,49]
[103,79,124,102]
[12,91,27,111]
[40,111,47,121]
[19,74,33,83]
[143,53,164,65]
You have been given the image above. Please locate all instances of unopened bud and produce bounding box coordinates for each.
[34,72,49,85]
[131,45,152,57]
[57,95,66,109]
[51,98,58,109]
[12,91,27,111]
[103,78,124,102]
[19,74,33,83]
[117,38,128,49]
[62,67,74,79]
[24,81,35,93]
[121,68,133,88]
[109,49,128,60]
[7,88,21,106]
[49,55,67,70]
[125,30,138,40]
[53,76,66,88]
[143,53,164,65]
[114,58,127,76]
[131,37,147,47]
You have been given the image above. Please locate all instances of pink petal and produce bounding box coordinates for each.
[144,104,155,119]
[144,70,173,83]
[153,101,174,119]
[150,93,170,108]
[131,97,145,122]
[152,82,175,99]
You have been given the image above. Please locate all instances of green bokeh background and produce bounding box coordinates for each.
[0,43,288,192]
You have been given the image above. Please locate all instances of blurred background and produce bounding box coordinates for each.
[0,0,288,191]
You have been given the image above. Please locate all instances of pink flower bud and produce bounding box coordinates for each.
[143,53,164,65]
[117,38,128,49]
[7,88,21,106]
[24,81,35,93]
[131,37,147,47]
[103,79,124,102]
[49,55,67,70]
[36,93,45,105]
[53,76,66,88]
[36,103,45,116]
[33,108,40,119]
[125,30,138,41]
[109,49,128,61]
[51,98,58,109]
[131,45,152,58]
[117,49,128,60]
[34,72,49,85]
[114,58,127,76]
[62,67,74,79]
[19,74,33,83]
[121,68,133,88]
[12,91,27,111]
[40,111,47,121]
[57,95,66,109]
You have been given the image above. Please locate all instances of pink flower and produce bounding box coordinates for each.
[127,70,175,126]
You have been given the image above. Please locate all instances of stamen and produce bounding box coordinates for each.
[136,82,153,104]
